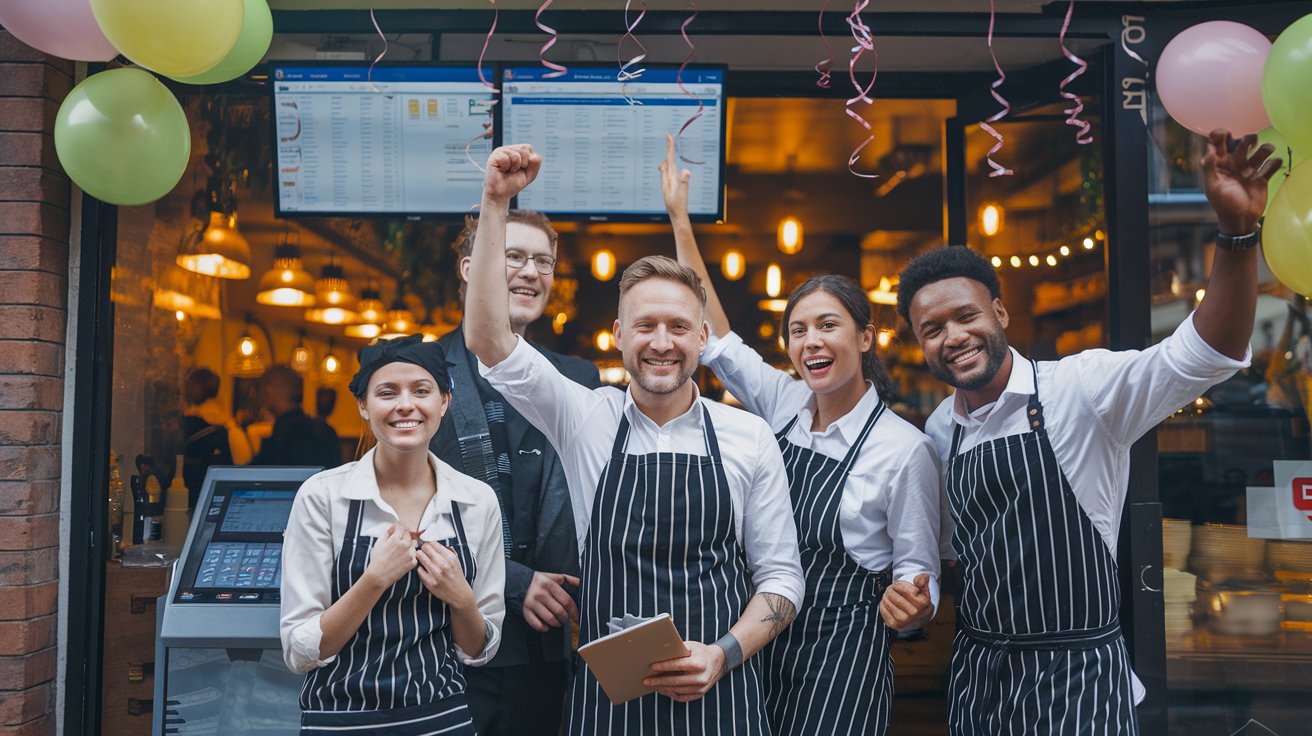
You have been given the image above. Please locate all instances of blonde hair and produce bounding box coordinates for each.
[617,256,707,313]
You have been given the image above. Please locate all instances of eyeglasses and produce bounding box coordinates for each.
[505,251,557,275]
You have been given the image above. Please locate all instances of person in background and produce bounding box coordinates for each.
[252,365,342,469]
[182,367,253,510]
[430,209,600,736]
[464,144,804,736]
[898,130,1279,734]
[280,336,506,735]
[662,134,943,735]
[316,386,338,421]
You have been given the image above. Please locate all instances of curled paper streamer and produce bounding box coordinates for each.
[535,0,567,79]
[844,0,879,179]
[367,2,390,93]
[466,0,501,173]
[618,0,648,106]
[1058,0,1092,144]
[979,0,1013,178]
[674,4,704,165]
[815,0,834,89]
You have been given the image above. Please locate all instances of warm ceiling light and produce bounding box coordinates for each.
[552,311,568,335]
[344,322,382,339]
[722,250,746,281]
[758,298,788,313]
[990,256,1002,268]
[176,211,252,279]
[306,306,360,325]
[1028,255,1040,267]
[766,264,782,298]
[1046,255,1058,266]
[175,310,186,322]
[1009,255,1022,268]
[290,333,313,374]
[1083,237,1096,250]
[383,298,417,337]
[1059,245,1071,257]
[320,340,346,385]
[227,322,265,378]
[868,277,897,306]
[355,283,386,325]
[592,250,616,281]
[595,329,614,351]
[876,328,895,349]
[777,217,803,255]
[979,203,1003,237]
[314,259,355,307]
[257,243,316,307]
[153,289,221,320]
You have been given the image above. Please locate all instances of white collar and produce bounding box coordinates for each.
[797,381,881,443]
[949,347,1034,427]
[341,447,481,506]
[621,382,706,432]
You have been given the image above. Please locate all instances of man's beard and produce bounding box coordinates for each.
[628,356,695,395]
[928,327,1008,391]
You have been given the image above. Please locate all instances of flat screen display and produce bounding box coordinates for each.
[500,65,726,222]
[272,64,496,216]
[218,489,297,534]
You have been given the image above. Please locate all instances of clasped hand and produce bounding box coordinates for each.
[363,523,474,610]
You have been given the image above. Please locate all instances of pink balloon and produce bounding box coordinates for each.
[1156,20,1272,137]
[0,0,119,62]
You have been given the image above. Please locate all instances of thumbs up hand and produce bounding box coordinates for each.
[879,573,935,631]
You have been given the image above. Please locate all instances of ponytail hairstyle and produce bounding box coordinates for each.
[781,275,899,402]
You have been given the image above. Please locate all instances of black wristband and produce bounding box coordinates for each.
[1215,227,1260,252]
[713,632,743,671]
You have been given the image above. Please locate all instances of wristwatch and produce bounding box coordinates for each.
[1215,225,1261,252]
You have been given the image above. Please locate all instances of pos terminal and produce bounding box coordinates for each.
[153,466,318,735]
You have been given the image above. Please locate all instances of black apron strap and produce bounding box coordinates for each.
[958,619,1122,652]
[837,401,887,471]
[774,414,801,442]
[1026,358,1045,431]
[342,498,364,542]
[609,413,632,460]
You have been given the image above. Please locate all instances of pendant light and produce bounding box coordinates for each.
[256,230,315,307]
[345,281,385,339]
[776,153,804,255]
[777,217,803,255]
[721,250,746,281]
[320,339,346,386]
[290,331,313,374]
[177,211,253,279]
[227,315,266,378]
[378,297,418,340]
[305,259,360,325]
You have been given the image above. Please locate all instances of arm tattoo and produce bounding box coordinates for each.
[760,593,796,640]
[713,632,743,678]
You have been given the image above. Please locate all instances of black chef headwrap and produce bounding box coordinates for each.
[348,334,452,398]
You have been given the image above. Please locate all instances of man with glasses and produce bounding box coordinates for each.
[431,210,600,736]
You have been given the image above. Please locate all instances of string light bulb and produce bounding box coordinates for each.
[1010,256,1022,268]
[979,203,1004,237]
[722,250,746,280]
[592,250,616,281]
[766,264,783,298]
[1028,255,1040,267]
[1046,255,1058,267]
[1083,237,1096,250]
[777,217,803,255]
[990,256,1002,268]
[1059,245,1071,257]
[595,330,614,352]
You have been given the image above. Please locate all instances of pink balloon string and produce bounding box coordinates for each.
[815,0,834,89]
[618,0,648,106]
[367,2,390,93]
[1057,0,1092,145]
[844,0,880,179]
[535,0,567,79]
[674,5,705,165]
[979,0,1013,178]
[467,0,501,173]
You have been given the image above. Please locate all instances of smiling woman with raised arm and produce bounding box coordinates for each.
[279,335,506,735]
[661,134,945,736]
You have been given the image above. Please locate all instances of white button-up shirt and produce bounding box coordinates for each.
[280,449,507,674]
[703,331,945,609]
[925,312,1250,558]
[480,335,806,610]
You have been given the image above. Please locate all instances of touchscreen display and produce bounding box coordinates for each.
[219,489,297,534]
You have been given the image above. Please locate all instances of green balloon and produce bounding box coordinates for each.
[1256,126,1306,213]
[1263,13,1312,156]
[172,0,273,85]
[54,68,190,207]
[1262,161,1312,296]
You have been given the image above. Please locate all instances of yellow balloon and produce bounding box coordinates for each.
[91,0,243,78]
[1262,162,1312,296]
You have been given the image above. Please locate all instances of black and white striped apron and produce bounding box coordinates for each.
[763,402,895,736]
[299,498,479,736]
[945,360,1138,735]
[565,407,767,736]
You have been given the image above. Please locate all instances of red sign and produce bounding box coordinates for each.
[1293,477,1312,521]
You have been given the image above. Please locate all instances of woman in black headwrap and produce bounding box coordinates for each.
[280,335,506,735]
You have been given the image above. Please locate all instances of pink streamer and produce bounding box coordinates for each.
[367,3,389,93]
[1058,0,1092,145]
[979,0,1013,178]
[815,0,834,89]
[618,0,648,106]
[674,5,705,165]
[466,0,501,173]
[535,0,567,79]
[844,0,879,179]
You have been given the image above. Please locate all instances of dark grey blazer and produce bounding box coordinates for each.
[431,325,600,665]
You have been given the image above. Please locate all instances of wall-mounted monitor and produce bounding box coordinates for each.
[272,64,496,217]
[500,65,726,222]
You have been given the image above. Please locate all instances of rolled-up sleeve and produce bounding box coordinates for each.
[453,495,507,666]
[740,421,805,610]
[280,477,337,674]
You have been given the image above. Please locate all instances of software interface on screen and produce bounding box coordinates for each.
[273,66,495,215]
[501,67,724,220]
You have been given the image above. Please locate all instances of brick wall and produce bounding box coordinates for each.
[0,30,73,736]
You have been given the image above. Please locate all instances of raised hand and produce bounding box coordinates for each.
[363,523,418,590]
[879,573,934,631]
[522,572,580,632]
[483,144,543,204]
[416,541,476,610]
[659,132,692,221]
[1201,129,1281,236]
